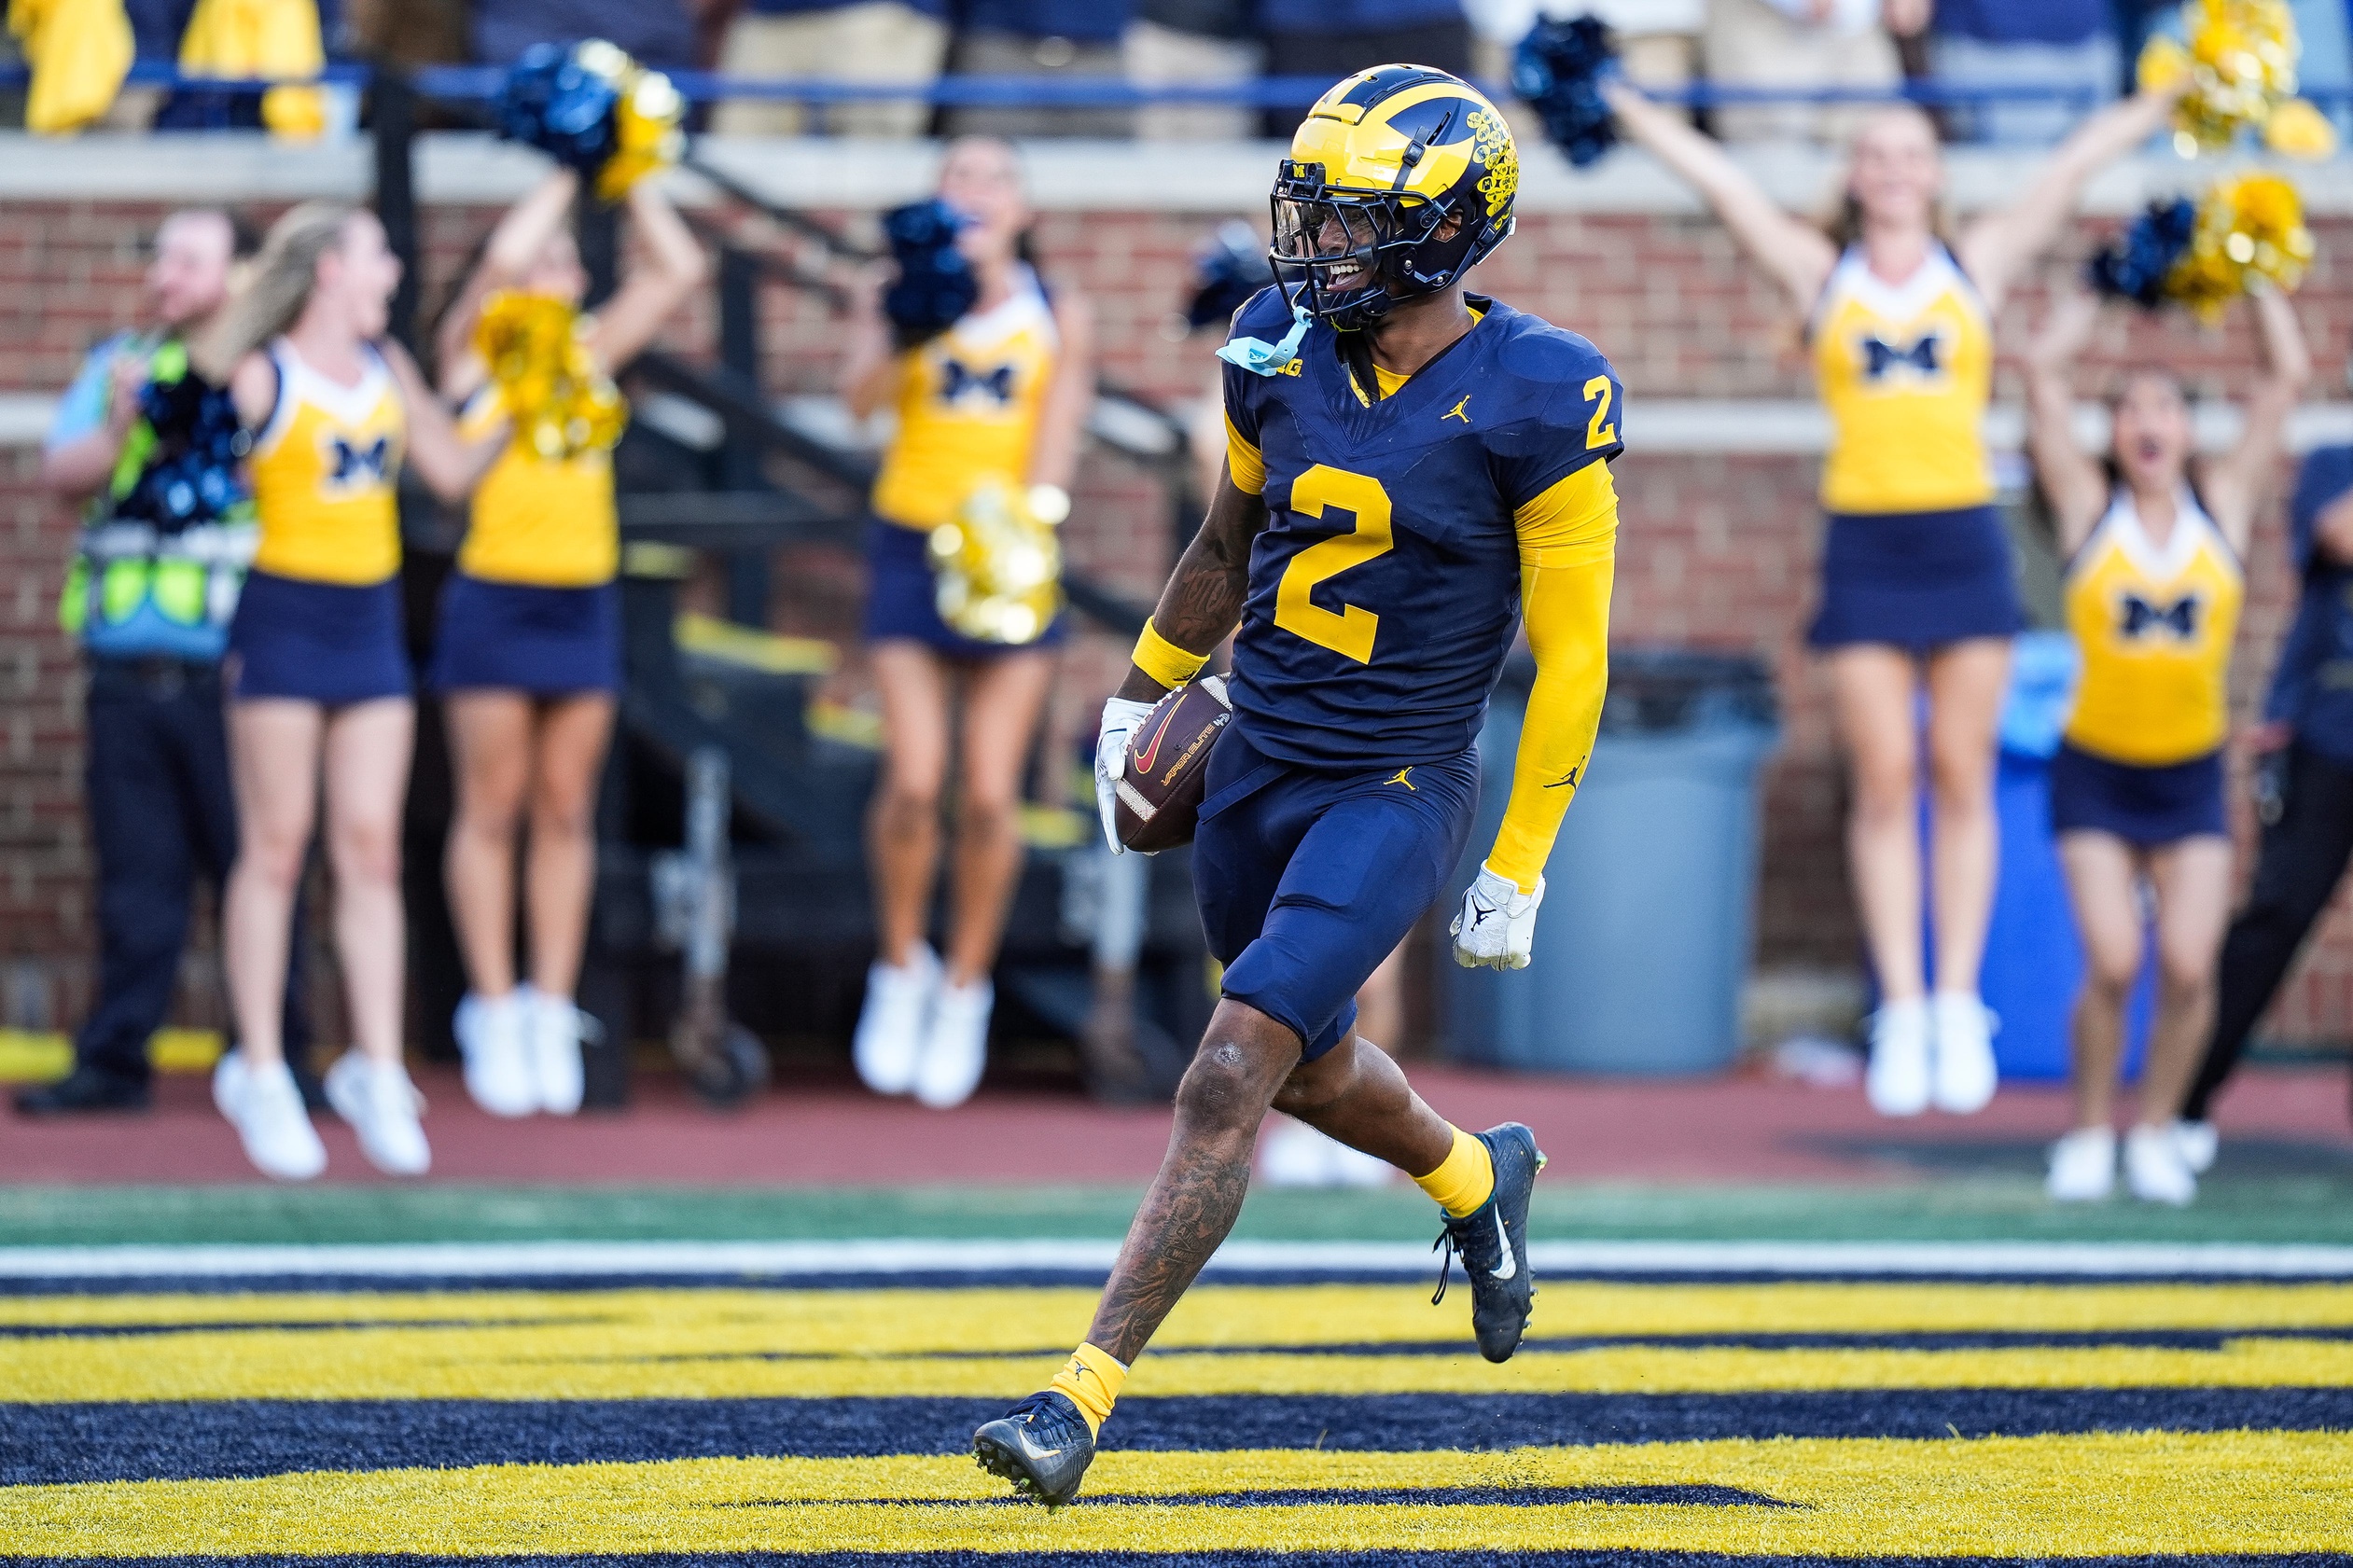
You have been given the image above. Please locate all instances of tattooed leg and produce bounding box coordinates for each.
[1084,1000,1300,1364]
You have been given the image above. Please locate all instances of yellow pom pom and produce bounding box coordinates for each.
[929,480,1065,645]
[2161,0,2305,154]
[2138,34,2192,92]
[2265,96,2339,157]
[594,63,685,202]
[2165,171,2315,322]
[472,289,631,460]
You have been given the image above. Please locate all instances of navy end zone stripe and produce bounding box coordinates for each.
[11,1389,2353,1486]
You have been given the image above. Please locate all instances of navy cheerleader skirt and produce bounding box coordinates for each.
[1808,504,2025,652]
[229,571,411,706]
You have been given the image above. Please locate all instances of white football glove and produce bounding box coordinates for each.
[1450,865,1544,970]
[1094,696,1159,855]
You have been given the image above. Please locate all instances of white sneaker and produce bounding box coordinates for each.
[522,986,586,1117]
[912,975,992,1110]
[325,1052,432,1177]
[2172,1118,2219,1174]
[1865,998,1932,1117]
[212,1051,326,1182]
[454,992,536,1117]
[2047,1125,2117,1202]
[2124,1123,2196,1206]
[1929,992,1999,1115]
[854,943,939,1095]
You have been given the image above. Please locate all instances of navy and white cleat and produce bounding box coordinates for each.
[1431,1121,1546,1363]
[973,1389,1097,1506]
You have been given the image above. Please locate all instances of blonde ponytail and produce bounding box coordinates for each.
[193,202,355,384]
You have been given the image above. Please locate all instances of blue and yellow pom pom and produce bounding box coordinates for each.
[2090,173,2314,322]
[117,370,249,530]
[1512,15,1619,169]
[882,199,979,350]
[495,40,684,202]
[2138,0,2337,158]
[475,290,629,460]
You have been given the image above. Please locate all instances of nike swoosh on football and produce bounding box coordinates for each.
[1488,1209,1516,1281]
[1132,709,1179,773]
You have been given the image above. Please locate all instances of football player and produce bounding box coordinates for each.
[974,64,1622,1505]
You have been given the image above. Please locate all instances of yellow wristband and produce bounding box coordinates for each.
[1133,617,1209,690]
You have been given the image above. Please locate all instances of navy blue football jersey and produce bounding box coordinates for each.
[1221,287,1625,770]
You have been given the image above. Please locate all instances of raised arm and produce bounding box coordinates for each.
[583,178,709,373]
[383,340,507,503]
[2022,290,2109,552]
[1026,287,1096,498]
[2201,288,2312,551]
[1602,78,1839,312]
[1957,90,2176,311]
[436,168,582,402]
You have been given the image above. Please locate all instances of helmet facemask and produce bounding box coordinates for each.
[1271,164,1491,332]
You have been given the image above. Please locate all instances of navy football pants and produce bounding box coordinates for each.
[1191,726,1478,1061]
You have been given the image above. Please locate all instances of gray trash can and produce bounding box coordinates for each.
[1444,649,1779,1075]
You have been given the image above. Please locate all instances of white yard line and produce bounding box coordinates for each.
[0,1238,2346,1280]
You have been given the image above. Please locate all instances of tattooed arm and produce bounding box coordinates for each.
[1115,464,1268,702]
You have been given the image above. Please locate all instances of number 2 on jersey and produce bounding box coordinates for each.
[1583,375,1617,449]
[1275,465,1392,665]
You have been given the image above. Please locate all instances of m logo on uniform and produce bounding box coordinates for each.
[2119,591,2202,640]
[941,360,1017,406]
[325,435,392,489]
[1858,331,1943,382]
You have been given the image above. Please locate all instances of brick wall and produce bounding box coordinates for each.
[7,193,2353,1044]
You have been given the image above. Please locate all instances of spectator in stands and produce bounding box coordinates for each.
[429,167,705,1119]
[1604,79,2177,1119]
[706,0,950,136]
[947,0,1135,138]
[1257,0,1473,135]
[1930,0,2118,144]
[842,138,1095,1108]
[2180,405,2353,1153]
[196,204,500,1181]
[1700,0,1929,143]
[1125,0,1260,141]
[11,210,315,1119]
[469,0,696,68]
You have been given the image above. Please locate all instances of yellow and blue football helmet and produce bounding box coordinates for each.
[1271,64,1520,331]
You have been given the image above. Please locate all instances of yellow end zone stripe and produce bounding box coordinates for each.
[2,1432,2346,1558]
[9,1332,2353,1402]
[10,1281,2353,1340]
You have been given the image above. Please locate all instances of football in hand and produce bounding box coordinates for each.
[1114,674,1232,853]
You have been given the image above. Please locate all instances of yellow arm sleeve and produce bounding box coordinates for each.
[1488,462,1619,894]
[1225,411,1265,495]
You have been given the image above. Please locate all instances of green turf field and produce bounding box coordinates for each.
[7,1176,2353,1246]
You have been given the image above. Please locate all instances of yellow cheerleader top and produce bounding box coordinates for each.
[2064,485,2244,766]
[1810,244,1996,516]
[870,266,1060,532]
[247,339,405,586]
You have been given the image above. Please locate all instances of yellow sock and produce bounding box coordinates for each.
[1048,1341,1127,1435]
[1413,1126,1496,1217]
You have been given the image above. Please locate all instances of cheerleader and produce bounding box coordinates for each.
[841,137,1096,1109]
[196,204,502,1180]
[1605,81,2178,1116]
[2023,286,2308,1203]
[430,168,704,1117]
